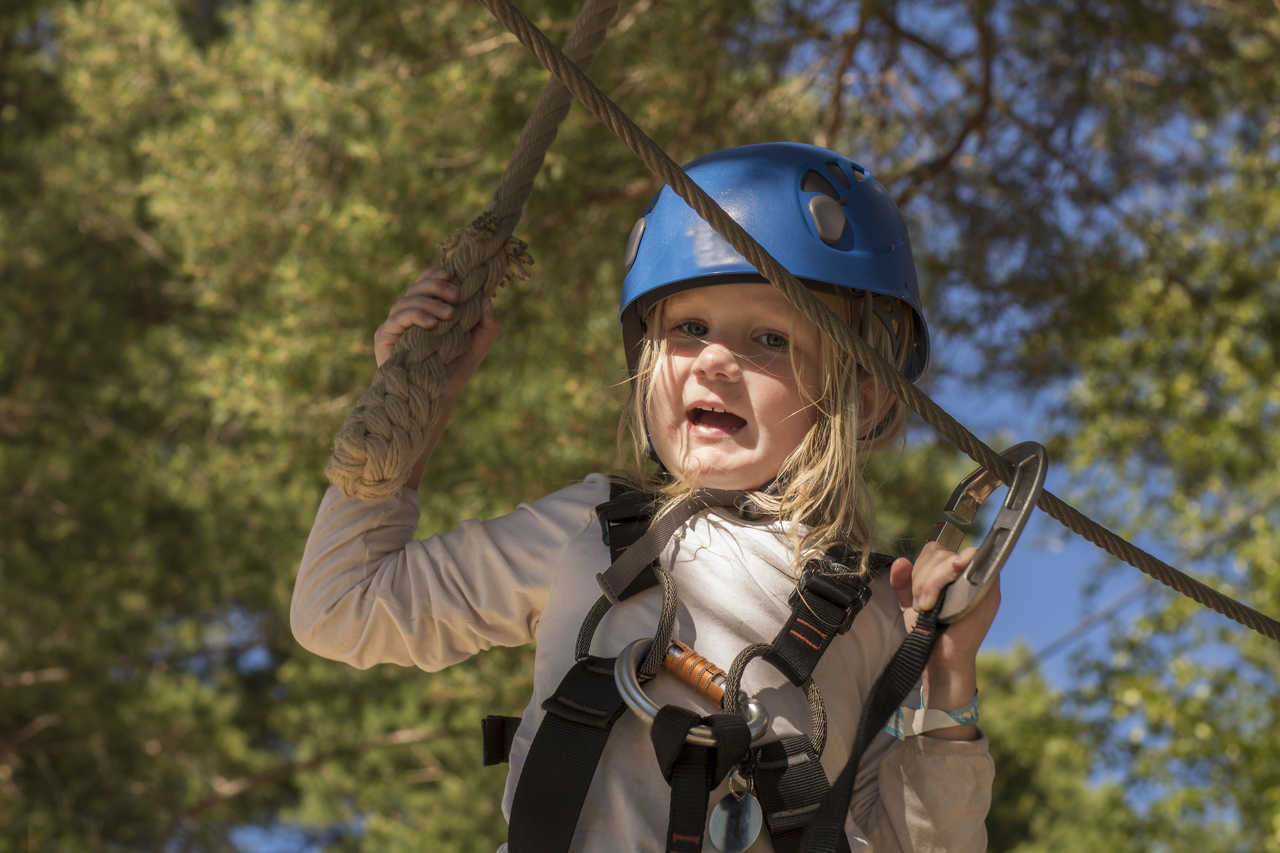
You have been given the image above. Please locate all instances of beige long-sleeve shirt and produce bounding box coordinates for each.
[292,474,993,852]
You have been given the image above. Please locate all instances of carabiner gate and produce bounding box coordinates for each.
[932,441,1048,623]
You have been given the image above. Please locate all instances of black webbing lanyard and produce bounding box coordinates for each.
[799,605,947,852]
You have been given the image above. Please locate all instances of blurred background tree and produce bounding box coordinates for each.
[2,0,1275,850]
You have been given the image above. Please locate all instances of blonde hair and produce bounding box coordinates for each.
[618,285,916,577]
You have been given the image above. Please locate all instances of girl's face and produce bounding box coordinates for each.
[647,282,825,490]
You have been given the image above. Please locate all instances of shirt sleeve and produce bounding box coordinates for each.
[843,576,995,852]
[853,730,994,852]
[289,474,609,672]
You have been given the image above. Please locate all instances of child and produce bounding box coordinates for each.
[292,143,995,852]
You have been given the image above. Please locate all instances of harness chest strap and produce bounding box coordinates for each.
[748,552,892,853]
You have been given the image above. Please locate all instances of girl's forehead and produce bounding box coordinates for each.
[665,282,805,316]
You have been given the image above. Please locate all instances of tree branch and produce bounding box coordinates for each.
[817,15,868,150]
[891,6,995,206]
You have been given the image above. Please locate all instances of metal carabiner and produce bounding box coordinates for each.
[614,638,772,746]
[931,441,1048,623]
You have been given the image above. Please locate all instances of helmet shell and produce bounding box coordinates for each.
[619,142,929,379]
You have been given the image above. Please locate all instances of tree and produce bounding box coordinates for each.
[4,0,1275,849]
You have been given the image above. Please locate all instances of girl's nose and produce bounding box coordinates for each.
[691,341,742,381]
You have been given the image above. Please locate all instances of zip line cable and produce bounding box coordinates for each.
[470,0,1280,644]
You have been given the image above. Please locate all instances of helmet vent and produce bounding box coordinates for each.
[825,161,851,192]
[801,170,840,199]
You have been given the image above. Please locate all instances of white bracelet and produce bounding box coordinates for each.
[885,692,979,738]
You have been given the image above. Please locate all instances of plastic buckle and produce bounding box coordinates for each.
[540,656,628,730]
[932,442,1048,623]
[789,566,871,634]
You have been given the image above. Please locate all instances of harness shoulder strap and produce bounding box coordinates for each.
[765,553,893,686]
[507,656,630,853]
[481,715,522,766]
[749,551,892,850]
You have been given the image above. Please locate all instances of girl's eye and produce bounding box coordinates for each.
[674,320,709,338]
[757,331,788,349]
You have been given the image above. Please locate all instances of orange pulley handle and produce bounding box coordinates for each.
[661,639,728,706]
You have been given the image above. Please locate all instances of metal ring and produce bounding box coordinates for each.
[614,638,771,746]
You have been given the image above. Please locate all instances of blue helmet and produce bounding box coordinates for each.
[619,142,929,379]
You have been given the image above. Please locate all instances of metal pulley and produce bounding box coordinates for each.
[933,441,1049,623]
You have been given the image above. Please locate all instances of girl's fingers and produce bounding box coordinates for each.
[401,268,459,303]
[889,557,915,609]
[401,279,460,303]
[386,298,454,327]
[906,545,979,611]
[374,266,498,370]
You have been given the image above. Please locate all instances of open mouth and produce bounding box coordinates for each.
[687,406,747,434]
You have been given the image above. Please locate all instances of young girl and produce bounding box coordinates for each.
[292,143,996,852]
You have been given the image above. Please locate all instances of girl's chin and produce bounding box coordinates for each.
[672,455,765,490]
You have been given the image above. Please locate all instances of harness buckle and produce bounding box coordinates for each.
[933,441,1048,623]
[789,565,872,635]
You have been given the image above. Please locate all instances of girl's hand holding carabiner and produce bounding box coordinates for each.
[889,543,998,740]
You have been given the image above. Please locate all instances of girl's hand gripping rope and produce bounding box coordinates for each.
[374,267,502,486]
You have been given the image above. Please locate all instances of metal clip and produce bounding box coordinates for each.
[614,638,771,746]
[932,442,1048,623]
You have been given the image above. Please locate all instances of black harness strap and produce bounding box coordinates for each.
[765,554,891,686]
[595,482,664,599]
[719,555,886,851]
[799,605,947,853]
[753,735,830,853]
[507,656,629,853]
[651,707,751,853]
[595,487,747,604]
[481,715,522,766]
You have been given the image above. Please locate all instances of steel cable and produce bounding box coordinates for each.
[475,0,1280,643]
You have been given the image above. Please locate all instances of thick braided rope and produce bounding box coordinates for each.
[325,0,622,501]
[476,0,1280,643]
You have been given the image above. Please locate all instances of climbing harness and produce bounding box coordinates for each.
[493,442,1046,851]
[495,483,896,852]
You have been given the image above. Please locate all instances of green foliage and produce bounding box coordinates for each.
[979,650,1153,853]
[4,0,1277,850]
